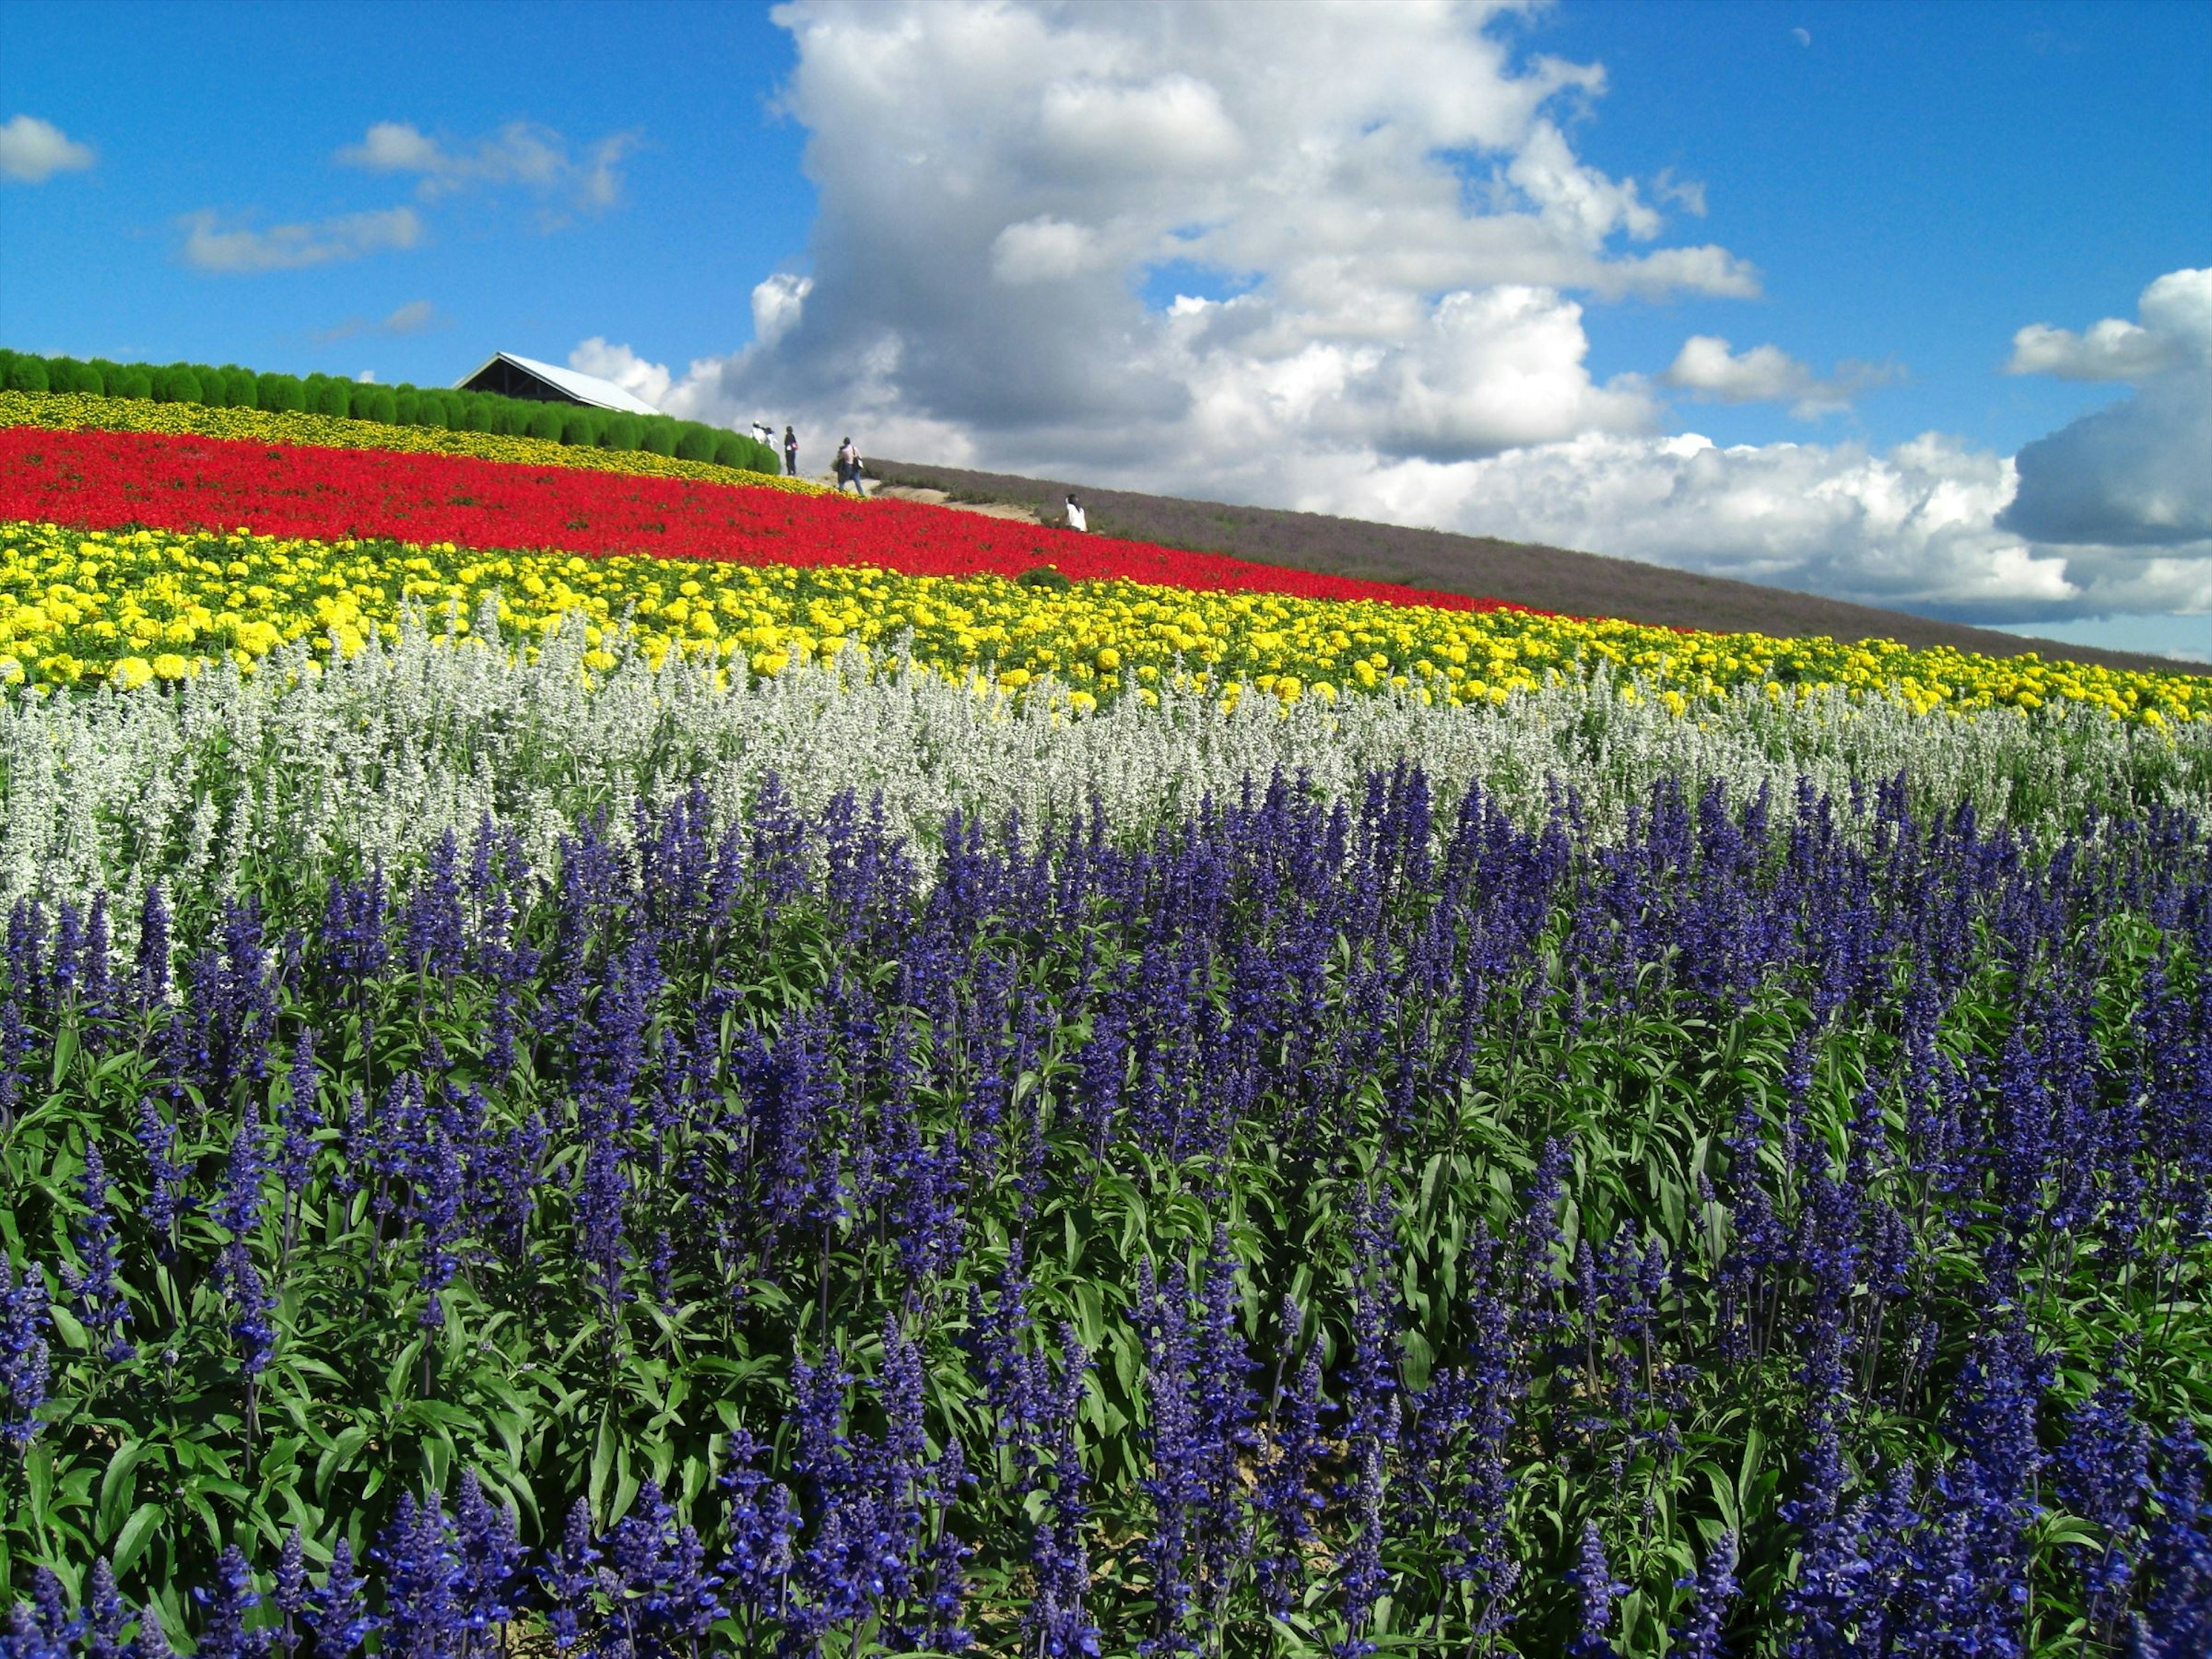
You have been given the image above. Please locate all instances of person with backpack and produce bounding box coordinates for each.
[836,436,865,495]
[783,426,798,476]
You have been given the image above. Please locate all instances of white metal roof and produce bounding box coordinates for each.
[454,351,662,416]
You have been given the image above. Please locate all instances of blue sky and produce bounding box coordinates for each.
[3,0,2208,656]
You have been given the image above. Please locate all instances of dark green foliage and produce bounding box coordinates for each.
[358,386,398,425]
[524,403,566,443]
[302,376,347,418]
[3,354,50,393]
[600,412,643,450]
[673,421,718,462]
[1018,565,1074,590]
[560,407,603,446]
[391,389,421,426]
[45,357,92,395]
[710,430,753,469]
[640,415,679,456]
[221,365,258,408]
[255,372,306,413]
[463,393,498,433]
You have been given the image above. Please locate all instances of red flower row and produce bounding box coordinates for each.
[0,426,1517,613]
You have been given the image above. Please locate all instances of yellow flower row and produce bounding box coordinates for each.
[0,390,830,497]
[1,519,2203,727]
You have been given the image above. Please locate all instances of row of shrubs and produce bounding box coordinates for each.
[0,347,782,474]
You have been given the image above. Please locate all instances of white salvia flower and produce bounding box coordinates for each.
[1,613,2204,939]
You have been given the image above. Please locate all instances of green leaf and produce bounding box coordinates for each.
[109,1502,167,1581]
[99,1440,149,1540]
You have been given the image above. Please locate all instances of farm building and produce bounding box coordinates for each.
[454,350,660,415]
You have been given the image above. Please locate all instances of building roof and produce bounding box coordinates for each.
[453,350,662,416]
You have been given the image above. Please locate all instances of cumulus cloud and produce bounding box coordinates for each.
[628,2,2198,627]
[569,338,673,408]
[336,119,638,218]
[1999,268,2212,551]
[673,1,1747,463]
[180,206,422,273]
[1663,334,1899,418]
[751,274,814,348]
[0,113,94,183]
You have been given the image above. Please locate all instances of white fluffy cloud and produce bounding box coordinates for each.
[179,206,423,273]
[615,3,2199,627]
[336,120,638,217]
[569,338,675,407]
[2000,269,2212,552]
[1662,335,1897,418]
[680,2,1744,459]
[0,114,94,184]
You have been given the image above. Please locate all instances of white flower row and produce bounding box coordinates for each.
[4,612,2205,928]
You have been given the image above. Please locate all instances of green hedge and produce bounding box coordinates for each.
[1,345,782,474]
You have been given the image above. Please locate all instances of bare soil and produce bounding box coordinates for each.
[868,458,2203,678]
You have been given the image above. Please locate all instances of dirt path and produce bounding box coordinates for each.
[869,483,1040,524]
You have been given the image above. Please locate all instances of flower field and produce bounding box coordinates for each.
[1,382,2209,1656]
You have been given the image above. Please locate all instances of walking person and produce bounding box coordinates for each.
[836,435,865,495]
[1065,494,1087,532]
[783,425,798,477]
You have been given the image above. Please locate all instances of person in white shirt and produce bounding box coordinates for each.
[1065,494,1086,532]
[836,437,865,494]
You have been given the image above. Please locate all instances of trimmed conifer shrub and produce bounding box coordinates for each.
[673,421,718,462]
[525,404,566,442]
[600,412,643,450]
[641,416,680,456]
[3,355,51,393]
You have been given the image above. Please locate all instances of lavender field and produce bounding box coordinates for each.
[2,642,2208,1656]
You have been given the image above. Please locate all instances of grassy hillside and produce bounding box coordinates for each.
[870,458,2202,678]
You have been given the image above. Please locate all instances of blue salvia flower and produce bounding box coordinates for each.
[273,1529,309,1659]
[1566,1522,1627,1658]
[214,1101,270,1242]
[25,1569,79,1652]
[1335,1190,1400,1659]
[1195,1225,1259,1610]
[453,1471,533,1631]
[416,1126,465,1330]
[718,1427,797,1634]
[539,1500,603,1652]
[1134,1257,1202,1657]
[220,1243,276,1380]
[2132,1427,2212,1659]
[1672,1530,1738,1659]
[191,1545,271,1659]
[0,1256,51,1449]
[82,1560,131,1659]
[2054,1363,2152,1626]
[306,1537,377,1659]
[1254,1335,1324,1623]
[1028,1323,1099,1659]
[401,832,467,979]
[0,999,25,1135]
[134,883,171,1009]
[59,1136,132,1361]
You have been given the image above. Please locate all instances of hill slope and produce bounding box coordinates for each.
[870,459,2201,678]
